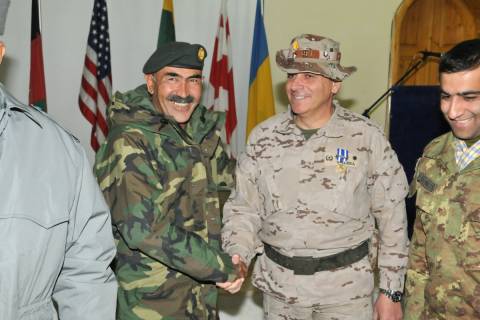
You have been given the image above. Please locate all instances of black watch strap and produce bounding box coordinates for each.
[379,288,403,303]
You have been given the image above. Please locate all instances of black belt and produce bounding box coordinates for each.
[263,241,369,275]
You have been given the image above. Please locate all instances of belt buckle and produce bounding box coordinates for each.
[293,258,317,275]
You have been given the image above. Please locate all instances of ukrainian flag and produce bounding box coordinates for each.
[246,0,275,138]
[157,0,175,47]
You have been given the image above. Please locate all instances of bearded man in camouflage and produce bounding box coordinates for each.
[405,39,480,319]
[222,34,409,320]
[95,42,245,320]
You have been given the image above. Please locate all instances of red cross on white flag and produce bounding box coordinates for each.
[204,0,238,158]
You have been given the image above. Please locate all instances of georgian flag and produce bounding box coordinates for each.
[204,0,238,158]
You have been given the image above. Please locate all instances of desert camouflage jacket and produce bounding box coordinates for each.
[95,84,236,319]
[222,104,409,305]
[405,132,480,319]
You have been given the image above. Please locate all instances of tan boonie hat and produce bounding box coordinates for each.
[276,34,357,81]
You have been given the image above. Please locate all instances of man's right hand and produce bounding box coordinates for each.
[233,254,248,279]
[216,254,247,294]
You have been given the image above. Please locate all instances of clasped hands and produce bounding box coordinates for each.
[216,254,247,294]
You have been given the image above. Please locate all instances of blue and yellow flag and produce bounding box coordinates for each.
[246,0,275,139]
[157,0,175,47]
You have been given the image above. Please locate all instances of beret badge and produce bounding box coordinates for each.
[197,47,206,62]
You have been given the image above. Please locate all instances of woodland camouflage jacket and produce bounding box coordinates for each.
[95,84,236,319]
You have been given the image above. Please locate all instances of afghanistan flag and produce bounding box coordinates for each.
[29,0,47,111]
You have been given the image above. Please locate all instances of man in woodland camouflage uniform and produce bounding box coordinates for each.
[95,42,245,319]
[405,39,480,319]
[222,34,409,320]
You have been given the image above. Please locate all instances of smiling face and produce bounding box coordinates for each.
[285,72,341,129]
[145,66,202,126]
[440,66,480,140]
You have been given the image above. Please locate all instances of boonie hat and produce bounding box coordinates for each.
[276,34,356,81]
[143,41,207,74]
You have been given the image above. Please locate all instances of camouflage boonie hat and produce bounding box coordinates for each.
[276,34,357,81]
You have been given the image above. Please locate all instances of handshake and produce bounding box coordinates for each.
[216,254,248,294]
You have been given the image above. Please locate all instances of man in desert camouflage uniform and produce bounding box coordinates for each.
[405,39,480,319]
[222,34,409,320]
[95,41,245,320]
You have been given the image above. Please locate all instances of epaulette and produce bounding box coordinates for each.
[10,106,42,128]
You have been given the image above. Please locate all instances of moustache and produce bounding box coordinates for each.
[167,95,194,104]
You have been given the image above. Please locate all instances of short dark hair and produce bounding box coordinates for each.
[439,38,480,74]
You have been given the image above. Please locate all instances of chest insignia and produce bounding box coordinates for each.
[336,148,349,164]
[325,148,357,167]
[417,172,436,193]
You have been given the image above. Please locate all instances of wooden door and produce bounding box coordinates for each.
[391,0,476,86]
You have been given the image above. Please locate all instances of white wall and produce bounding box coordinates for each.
[0,1,403,318]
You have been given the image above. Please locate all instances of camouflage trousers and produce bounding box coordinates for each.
[263,293,372,320]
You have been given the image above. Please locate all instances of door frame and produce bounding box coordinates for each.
[390,0,475,84]
[385,0,476,134]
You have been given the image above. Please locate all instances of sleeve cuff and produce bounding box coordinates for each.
[224,244,255,267]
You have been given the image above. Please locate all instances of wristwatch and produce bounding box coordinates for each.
[379,288,403,303]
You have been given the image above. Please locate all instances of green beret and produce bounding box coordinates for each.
[142,42,207,74]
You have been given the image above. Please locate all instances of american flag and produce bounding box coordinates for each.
[204,0,238,158]
[79,0,111,151]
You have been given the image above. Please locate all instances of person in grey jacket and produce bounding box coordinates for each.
[0,42,117,319]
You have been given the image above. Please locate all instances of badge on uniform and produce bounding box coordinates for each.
[324,147,357,171]
[335,148,355,173]
[417,172,436,193]
[197,47,206,62]
[336,148,349,164]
